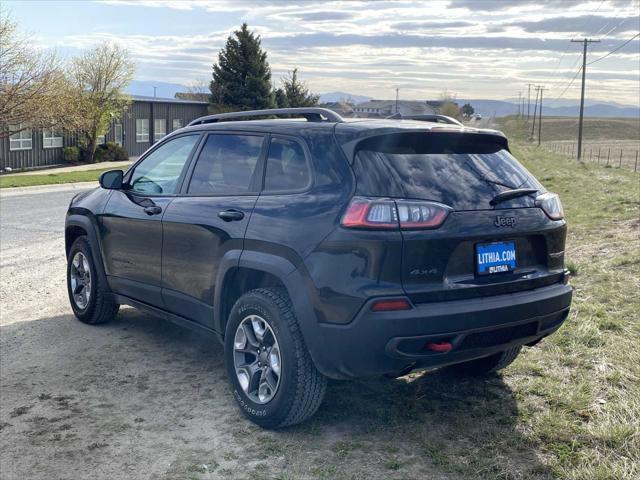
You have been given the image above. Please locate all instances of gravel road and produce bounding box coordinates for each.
[0,184,534,480]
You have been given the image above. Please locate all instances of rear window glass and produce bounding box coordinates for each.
[353,132,542,210]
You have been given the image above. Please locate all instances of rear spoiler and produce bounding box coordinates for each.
[336,129,509,164]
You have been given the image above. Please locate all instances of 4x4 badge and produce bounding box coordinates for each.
[494,216,517,227]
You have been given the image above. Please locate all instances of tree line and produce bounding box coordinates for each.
[1,12,134,163]
[1,16,319,163]
[210,23,318,112]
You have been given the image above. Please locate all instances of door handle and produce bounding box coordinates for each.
[218,210,245,222]
[144,205,162,216]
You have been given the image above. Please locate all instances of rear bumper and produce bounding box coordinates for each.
[307,283,572,379]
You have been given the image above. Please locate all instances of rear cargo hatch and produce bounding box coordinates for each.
[352,132,566,302]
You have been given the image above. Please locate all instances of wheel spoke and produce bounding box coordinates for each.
[250,316,267,343]
[242,322,260,348]
[264,367,278,391]
[247,361,262,394]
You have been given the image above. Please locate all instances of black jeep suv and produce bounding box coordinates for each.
[65,108,572,428]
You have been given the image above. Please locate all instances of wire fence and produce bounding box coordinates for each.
[543,141,639,172]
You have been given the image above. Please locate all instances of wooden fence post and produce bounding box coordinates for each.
[606,147,610,165]
[619,149,623,167]
[635,151,638,172]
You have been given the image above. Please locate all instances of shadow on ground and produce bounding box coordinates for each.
[1,309,551,479]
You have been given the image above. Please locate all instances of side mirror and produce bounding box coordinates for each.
[99,169,123,190]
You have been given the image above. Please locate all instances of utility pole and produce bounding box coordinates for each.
[153,86,157,98]
[537,86,545,146]
[571,38,600,161]
[395,88,399,114]
[530,86,540,139]
[517,91,522,116]
[526,83,533,119]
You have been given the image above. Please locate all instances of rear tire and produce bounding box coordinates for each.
[67,236,119,324]
[225,287,326,429]
[448,346,522,376]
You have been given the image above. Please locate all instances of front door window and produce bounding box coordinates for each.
[129,135,199,195]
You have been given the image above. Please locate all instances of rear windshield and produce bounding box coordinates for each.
[353,132,542,210]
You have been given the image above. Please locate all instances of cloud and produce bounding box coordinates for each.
[512,15,640,33]
[286,11,358,22]
[447,0,630,11]
[392,20,473,30]
[262,32,572,52]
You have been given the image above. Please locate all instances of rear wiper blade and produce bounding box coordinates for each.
[490,188,538,206]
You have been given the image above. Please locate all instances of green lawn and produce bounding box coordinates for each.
[0,168,113,188]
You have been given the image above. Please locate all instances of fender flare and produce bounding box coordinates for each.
[65,213,109,288]
[213,250,326,372]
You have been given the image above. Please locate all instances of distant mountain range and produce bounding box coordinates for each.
[126,81,639,118]
[318,91,372,104]
[458,99,640,119]
[126,80,193,99]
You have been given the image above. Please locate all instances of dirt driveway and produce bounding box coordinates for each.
[0,185,549,480]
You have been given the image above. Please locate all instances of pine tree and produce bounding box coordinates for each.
[274,87,288,108]
[281,68,319,107]
[210,23,274,111]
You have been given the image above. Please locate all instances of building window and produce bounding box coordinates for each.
[9,125,33,151]
[172,119,183,131]
[154,119,166,141]
[97,135,106,145]
[42,127,63,148]
[136,119,149,143]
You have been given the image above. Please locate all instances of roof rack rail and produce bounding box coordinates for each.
[393,113,464,127]
[188,107,344,126]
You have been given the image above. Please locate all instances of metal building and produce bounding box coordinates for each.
[0,95,209,171]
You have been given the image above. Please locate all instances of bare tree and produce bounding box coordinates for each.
[69,43,135,163]
[185,79,209,95]
[0,12,74,138]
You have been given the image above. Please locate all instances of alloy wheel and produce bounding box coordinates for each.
[70,251,92,310]
[233,314,282,404]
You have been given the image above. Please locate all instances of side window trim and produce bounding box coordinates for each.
[123,132,204,197]
[261,134,314,195]
[179,131,268,197]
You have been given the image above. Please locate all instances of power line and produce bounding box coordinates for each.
[547,66,583,106]
[587,32,640,65]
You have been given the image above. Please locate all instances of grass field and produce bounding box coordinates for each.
[496,116,640,170]
[223,143,639,480]
[0,168,112,188]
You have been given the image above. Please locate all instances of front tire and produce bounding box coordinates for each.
[225,288,326,429]
[448,346,522,376]
[67,236,119,324]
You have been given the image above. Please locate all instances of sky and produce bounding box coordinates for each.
[4,0,640,105]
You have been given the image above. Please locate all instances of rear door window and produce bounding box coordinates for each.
[263,137,310,192]
[187,134,264,195]
[353,132,542,210]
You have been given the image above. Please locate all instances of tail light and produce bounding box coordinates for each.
[341,197,451,230]
[536,192,564,220]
